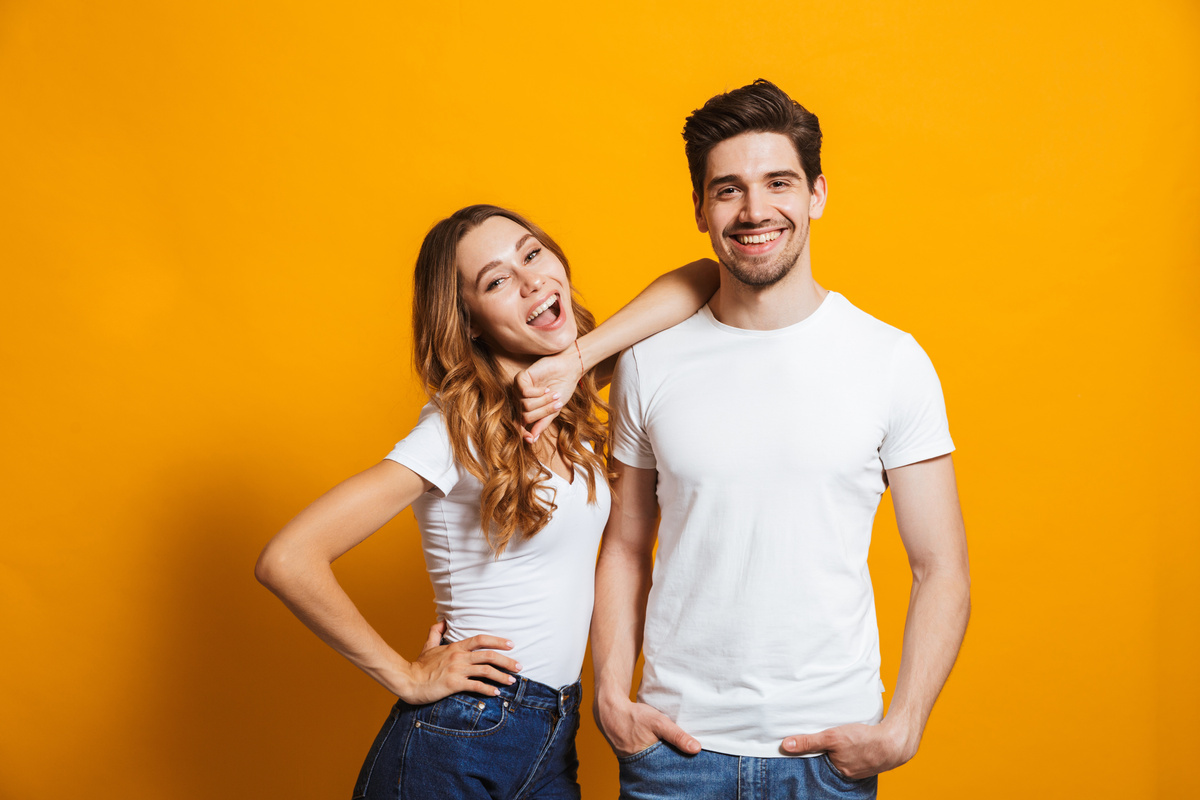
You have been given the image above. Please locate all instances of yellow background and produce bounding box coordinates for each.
[2,1,1197,798]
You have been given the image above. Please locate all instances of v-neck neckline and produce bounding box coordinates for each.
[541,460,577,487]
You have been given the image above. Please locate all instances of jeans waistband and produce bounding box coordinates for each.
[495,674,582,717]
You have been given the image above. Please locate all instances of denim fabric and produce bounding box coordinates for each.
[618,742,878,800]
[353,676,582,800]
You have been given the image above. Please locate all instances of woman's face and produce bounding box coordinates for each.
[456,216,577,369]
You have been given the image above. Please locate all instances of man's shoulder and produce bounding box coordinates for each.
[829,292,912,344]
[625,308,714,360]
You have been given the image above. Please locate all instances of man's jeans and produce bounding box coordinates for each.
[353,676,582,799]
[618,741,878,800]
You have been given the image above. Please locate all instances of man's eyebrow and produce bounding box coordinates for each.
[706,174,741,192]
[706,169,805,193]
[473,233,537,290]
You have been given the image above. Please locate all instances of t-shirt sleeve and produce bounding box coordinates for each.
[384,402,462,497]
[609,348,657,469]
[879,334,955,470]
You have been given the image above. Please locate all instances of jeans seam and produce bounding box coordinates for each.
[395,708,420,798]
[513,709,567,799]
[352,706,401,800]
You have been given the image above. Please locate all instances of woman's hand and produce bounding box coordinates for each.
[398,621,523,704]
[515,349,583,443]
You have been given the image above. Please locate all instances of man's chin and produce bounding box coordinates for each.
[719,256,796,289]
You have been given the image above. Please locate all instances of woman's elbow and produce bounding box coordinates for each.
[254,541,294,591]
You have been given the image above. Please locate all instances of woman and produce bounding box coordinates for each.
[255,204,716,800]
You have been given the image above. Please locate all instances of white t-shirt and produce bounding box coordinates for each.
[609,292,954,757]
[386,403,611,689]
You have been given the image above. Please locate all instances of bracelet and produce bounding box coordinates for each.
[573,340,585,374]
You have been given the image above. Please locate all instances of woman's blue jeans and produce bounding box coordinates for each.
[353,676,583,800]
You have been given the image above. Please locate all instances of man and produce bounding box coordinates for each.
[591,80,971,798]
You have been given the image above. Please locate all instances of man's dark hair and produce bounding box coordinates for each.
[682,79,823,194]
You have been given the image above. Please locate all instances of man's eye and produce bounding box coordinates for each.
[718,187,739,196]
[524,247,541,264]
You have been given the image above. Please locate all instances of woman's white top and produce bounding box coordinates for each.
[385,402,610,689]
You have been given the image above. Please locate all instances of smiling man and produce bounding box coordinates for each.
[590,80,971,799]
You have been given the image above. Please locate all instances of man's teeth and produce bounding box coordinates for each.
[735,231,782,245]
[527,294,557,322]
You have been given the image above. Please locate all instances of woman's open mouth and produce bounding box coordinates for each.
[526,293,562,328]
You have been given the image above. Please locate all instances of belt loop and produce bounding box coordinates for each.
[511,674,527,709]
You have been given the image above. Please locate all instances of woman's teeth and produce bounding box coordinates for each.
[527,294,558,323]
[735,231,781,245]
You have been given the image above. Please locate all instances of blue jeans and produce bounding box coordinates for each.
[353,676,582,800]
[618,742,878,800]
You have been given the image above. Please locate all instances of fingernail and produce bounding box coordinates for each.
[784,739,795,750]
[543,388,550,394]
[553,402,562,410]
[506,641,514,648]
[514,662,522,671]
[552,392,560,399]
[494,688,501,696]
[507,676,516,684]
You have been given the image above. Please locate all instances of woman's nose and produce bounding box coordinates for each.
[519,269,544,295]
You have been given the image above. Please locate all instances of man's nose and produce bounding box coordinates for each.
[740,187,770,224]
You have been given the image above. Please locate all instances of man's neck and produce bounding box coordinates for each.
[708,263,829,331]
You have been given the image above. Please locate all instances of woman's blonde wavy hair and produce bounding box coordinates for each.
[412,204,612,555]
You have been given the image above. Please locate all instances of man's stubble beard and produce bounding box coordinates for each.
[718,219,810,289]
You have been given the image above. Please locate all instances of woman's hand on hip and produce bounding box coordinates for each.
[397,621,521,705]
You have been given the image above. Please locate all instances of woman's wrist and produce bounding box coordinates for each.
[571,333,606,375]
[377,656,417,700]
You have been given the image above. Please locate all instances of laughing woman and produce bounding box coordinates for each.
[255,204,716,800]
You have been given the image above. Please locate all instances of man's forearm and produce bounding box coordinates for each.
[881,562,971,756]
[591,532,654,704]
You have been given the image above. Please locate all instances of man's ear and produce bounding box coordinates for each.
[808,174,828,220]
[693,190,708,233]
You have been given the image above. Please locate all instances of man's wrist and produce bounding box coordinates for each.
[879,712,923,761]
[595,682,634,710]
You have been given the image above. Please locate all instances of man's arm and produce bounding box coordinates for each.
[592,459,702,756]
[784,453,970,778]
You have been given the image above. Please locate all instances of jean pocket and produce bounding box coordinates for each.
[417,693,508,737]
[616,740,664,764]
[820,753,875,787]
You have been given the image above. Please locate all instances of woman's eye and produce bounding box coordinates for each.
[524,247,541,264]
[487,276,507,290]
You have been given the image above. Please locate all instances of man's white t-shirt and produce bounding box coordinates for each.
[386,403,611,689]
[609,292,954,757]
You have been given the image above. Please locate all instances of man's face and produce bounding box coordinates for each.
[693,132,827,288]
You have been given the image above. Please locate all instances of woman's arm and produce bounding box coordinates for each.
[255,460,520,702]
[517,257,719,441]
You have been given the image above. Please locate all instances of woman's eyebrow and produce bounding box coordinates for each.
[473,233,536,289]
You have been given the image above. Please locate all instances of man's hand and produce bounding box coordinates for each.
[782,722,916,780]
[596,695,701,758]
[514,350,582,443]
